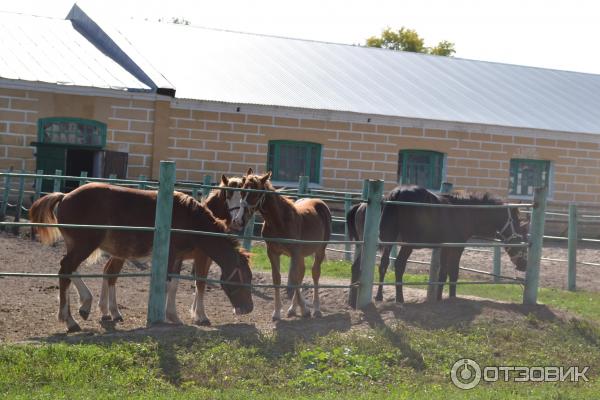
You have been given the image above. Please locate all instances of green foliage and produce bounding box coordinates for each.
[365,27,456,56]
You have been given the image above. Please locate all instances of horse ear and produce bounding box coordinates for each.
[221,174,229,185]
[261,171,272,184]
[246,167,254,176]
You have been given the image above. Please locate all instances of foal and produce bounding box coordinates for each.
[30,182,253,332]
[232,169,332,320]
[97,175,245,325]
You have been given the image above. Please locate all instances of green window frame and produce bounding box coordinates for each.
[398,150,444,190]
[37,117,107,148]
[509,159,550,196]
[267,140,321,184]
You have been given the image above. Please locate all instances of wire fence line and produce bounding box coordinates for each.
[0,167,558,318]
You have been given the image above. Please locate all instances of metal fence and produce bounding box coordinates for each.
[0,162,547,325]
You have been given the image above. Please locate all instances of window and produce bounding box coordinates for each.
[267,141,321,183]
[37,117,106,148]
[509,159,550,196]
[398,150,444,189]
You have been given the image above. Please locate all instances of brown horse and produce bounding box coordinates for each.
[96,175,246,326]
[231,169,331,320]
[29,182,253,332]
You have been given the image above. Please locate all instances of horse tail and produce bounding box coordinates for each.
[346,203,361,241]
[29,192,65,245]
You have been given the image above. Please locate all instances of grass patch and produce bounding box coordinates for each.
[1,318,598,399]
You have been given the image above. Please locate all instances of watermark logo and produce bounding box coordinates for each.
[451,358,481,389]
[451,358,590,389]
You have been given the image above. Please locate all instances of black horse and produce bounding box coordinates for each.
[347,185,529,308]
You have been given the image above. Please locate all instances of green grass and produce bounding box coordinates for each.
[1,244,598,399]
[250,245,600,322]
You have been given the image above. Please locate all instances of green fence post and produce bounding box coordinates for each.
[357,180,384,308]
[523,186,547,305]
[34,169,43,201]
[493,247,502,283]
[78,171,88,187]
[12,171,25,234]
[147,161,176,325]
[202,175,212,199]
[361,179,369,200]
[53,169,62,193]
[243,214,255,251]
[138,175,147,190]
[298,175,309,195]
[427,182,453,301]
[567,203,577,291]
[1,167,13,225]
[108,173,117,185]
[344,194,352,261]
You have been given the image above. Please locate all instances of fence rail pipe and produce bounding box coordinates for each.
[78,171,88,187]
[357,180,383,308]
[567,203,577,291]
[53,170,62,193]
[147,161,175,325]
[523,186,547,305]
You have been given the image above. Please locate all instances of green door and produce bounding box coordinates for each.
[35,145,66,193]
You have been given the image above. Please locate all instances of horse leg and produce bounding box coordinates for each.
[165,258,183,325]
[267,247,283,321]
[348,247,362,308]
[437,250,449,301]
[288,253,310,318]
[394,246,413,303]
[71,276,93,321]
[447,248,464,298]
[58,244,98,332]
[311,247,326,318]
[375,246,392,301]
[105,257,125,321]
[191,255,212,326]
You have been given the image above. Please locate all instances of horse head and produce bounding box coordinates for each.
[219,174,246,230]
[231,168,271,230]
[498,207,529,271]
[220,248,254,315]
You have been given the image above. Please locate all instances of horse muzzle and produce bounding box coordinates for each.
[233,303,254,315]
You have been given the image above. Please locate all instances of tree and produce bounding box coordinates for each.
[366,27,455,56]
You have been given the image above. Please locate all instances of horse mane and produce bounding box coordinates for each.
[444,190,503,205]
[174,191,243,250]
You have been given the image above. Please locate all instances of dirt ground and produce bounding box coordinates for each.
[0,231,594,342]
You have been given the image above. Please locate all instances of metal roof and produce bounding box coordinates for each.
[0,12,149,91]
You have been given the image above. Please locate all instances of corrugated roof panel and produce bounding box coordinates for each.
[0,12,149,91]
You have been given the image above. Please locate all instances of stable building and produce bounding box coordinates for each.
[2,4,600,213]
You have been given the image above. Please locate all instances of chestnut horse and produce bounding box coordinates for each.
[232,169,331,320]
[96,175,245,326]
[29,182,253,332]
[346,185,528,307]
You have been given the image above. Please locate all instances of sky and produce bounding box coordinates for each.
[2,0,600,74]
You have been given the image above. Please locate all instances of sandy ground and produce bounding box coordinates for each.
[0,231,593,342]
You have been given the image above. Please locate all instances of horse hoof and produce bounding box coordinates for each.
[112,315,124,323]
[194,319,211,326]
[67,324,82,333]
[79,309,90,320]
[101,315,112,321]
[374,294,383,302]
[286,310,297,318]
[313,310,323,318]
[302,310,312,319]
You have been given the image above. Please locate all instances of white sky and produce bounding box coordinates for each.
[3,0,600,74]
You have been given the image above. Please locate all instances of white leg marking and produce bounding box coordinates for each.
[108,284,123,321]
[71,277,92,313]
[98,279,109,317]
[165,279,182,324]
[191,286,209,324]
[272,287,282,321]
[287,290,299,317]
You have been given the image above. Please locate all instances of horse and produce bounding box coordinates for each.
[231,168,332,320]
[29,182,253,332]
[96,175,245,326]
[346,185,528,308]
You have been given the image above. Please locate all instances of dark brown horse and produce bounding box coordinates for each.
[347,185,528,307]
[29,182,253,332]
[96,175,246,326]
[231,169,332,320]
